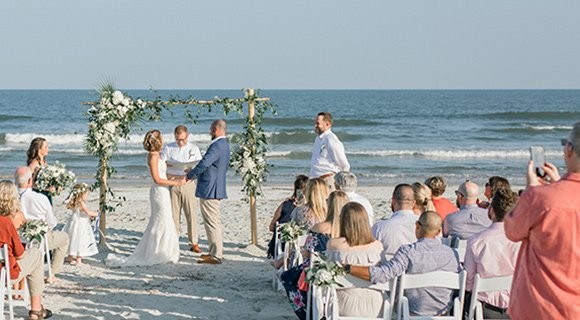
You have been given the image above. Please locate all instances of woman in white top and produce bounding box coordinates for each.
[325,202,384,318]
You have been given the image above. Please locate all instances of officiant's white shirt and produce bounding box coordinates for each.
[161,141,202,176]
[19,188,58,229]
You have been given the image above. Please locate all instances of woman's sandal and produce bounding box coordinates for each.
[28,307,53,320]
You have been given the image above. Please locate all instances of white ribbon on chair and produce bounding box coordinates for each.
[312,285,340,320]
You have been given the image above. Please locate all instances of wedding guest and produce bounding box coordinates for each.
[504,122,580,320]
[267,174,309,258]
[186,119,230,265]
[478,176,511,209]
[443,181,491,240]
[424,176,457,221]
[62,183,98,266]
[0,182,53,320]
[310,112,350,188]
[346,211,461,316]
[372,184,418,257]
[412,182,436,214]
[161,125,203,253]
[326,202,384,318]
[0,180,26,229]
[290,178,330,229]
[464,188,520,319]
[15,166,69,282]
[334,171,374,225]
[280,190,347,320]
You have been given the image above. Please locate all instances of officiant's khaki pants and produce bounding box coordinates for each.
[170,181,198,246]
[199,198,223,259]
[47,230,69,275]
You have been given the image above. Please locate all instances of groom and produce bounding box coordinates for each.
[186,119,230,265]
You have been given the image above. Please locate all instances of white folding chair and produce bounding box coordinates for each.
[311,275,397,320]
[272,222,285,290]
[273,232,308,291]
[449,237,467,263]
[1,244,31,320]
[467,274,512,320]
[397,270,466,320]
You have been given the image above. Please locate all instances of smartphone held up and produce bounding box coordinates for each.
[529,146,546,177]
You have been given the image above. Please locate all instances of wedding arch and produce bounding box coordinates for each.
[83,83,276,247]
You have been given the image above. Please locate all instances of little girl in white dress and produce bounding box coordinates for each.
[62,183,99,265]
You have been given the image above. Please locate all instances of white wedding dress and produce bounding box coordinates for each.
[106,160,179,267]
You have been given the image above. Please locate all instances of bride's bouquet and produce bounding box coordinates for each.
[19,219,49,243]
[35,161,76,196]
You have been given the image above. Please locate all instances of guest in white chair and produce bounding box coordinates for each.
[464,188,520,319]
[15,166,69,283]
[346,211,460,316]
[326,202,384,318]
[0,180,53,320]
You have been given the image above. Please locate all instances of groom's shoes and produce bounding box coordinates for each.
[198,255,222,264]
[190,244,202,253]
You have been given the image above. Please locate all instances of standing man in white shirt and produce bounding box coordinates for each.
[310,112,350,188]
[161,125,203,253]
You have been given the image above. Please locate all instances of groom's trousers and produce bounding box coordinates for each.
[199,198,223,260]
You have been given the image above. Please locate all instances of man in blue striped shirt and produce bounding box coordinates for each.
[347,211,460,316]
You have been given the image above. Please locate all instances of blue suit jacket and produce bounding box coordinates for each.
[186,137,230,199]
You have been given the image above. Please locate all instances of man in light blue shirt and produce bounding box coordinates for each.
[443,181,491,239]
[372,184,418,256]
[347,211,460,316]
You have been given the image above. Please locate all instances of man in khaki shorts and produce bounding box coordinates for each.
[161,125,203,253]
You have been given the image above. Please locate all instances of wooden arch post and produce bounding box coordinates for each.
[247,88,258,245]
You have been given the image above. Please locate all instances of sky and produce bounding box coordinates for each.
[1,1,579,90]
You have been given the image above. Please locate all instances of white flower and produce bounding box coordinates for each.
[112,91,124,105]
[104,122,116,134]
[121,97,131,107]
[317,270,333,284]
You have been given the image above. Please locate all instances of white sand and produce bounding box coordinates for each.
[10,182,391,320]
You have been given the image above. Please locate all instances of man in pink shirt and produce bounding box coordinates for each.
[464,188,521,319]
[504,122,580,319]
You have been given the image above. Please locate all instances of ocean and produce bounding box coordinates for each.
[1,89,579,187]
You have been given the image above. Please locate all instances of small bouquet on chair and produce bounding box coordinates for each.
[305,252,346,287]
[278,220,307,243]
[35,161,77,196]
[19,219,49,245]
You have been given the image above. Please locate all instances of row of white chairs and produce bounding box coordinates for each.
[308,268,512,320]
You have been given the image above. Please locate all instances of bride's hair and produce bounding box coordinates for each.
[143,130,163,152]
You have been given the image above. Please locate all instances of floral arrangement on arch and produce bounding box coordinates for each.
[229,89,276,201]
[35,161,76,196]
[85,85,149,159]
[19,219,49,243]
[306,252,346,287]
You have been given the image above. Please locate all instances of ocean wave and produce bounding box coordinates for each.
[2,132,212,146]
[227,117,382,127]
[0,114,33,122]
[348,149,562,159]
[485,111,580,120]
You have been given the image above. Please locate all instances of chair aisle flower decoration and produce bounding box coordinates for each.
[306,252,347,319]
[35,161,76,196]
[278,220,308,243]
[19,219,49,244]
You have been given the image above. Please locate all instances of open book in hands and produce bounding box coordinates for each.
[166,160,199,173]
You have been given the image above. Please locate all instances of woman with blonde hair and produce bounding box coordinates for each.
[0,179,53,320]
[311,190,349,238]
[325,202,384,318]
[290,177,330,229]
[106,129,186,267]
[412,182,436,214]
[0,180,26,229]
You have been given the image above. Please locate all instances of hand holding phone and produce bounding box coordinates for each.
[529,146,546,177]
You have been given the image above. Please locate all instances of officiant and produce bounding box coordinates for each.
[161,125,203,253]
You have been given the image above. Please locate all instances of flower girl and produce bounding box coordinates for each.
[62,183,98,265]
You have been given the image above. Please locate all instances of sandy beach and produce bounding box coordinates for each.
[9,181,389,320]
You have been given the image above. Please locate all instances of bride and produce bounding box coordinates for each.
[107,129,186,267]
